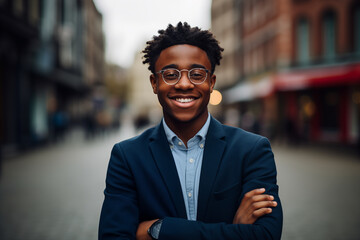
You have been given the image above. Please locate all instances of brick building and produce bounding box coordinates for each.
[211,0,360,146]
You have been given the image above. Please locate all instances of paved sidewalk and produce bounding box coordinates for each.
[273,143,360,240]
[0,123,359,239]
[0,120,137,240]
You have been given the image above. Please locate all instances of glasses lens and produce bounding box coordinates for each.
[162,69,180,84]
[189,69,207,84]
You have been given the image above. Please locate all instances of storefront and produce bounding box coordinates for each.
[222,63,360,145]
[275,63,360,144]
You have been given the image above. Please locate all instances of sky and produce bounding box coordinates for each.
[93,0,212,68]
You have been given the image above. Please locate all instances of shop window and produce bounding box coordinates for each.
[322,10,337,61]
[321,92,339,131]
[296,17,311,65]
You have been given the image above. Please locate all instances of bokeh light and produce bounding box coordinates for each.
[209,89,222,105]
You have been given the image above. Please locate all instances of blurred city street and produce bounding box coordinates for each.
[1,0,359,239]
[0,119,359,240]
[0,117,137,240]
[274,143,360,240]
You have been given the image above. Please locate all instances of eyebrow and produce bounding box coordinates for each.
[191,64,206,69]
[161,64,207,70]
[161,64,178,70]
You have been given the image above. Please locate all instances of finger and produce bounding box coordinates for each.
[252,200,277,210]
[252,207,273,218]
[241,189,269,211]
[242,194,274,210]
[244,188,266,199]
[251,194,274,202]
[244,199,276,218]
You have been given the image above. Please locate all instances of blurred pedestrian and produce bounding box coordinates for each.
[84,112,96,139]
[53,110,68,141]
[99,22,282,240]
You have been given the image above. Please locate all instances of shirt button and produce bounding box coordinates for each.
[178,141,182,146]
[188,192,192,198]
[189,158,194,163]
[199,144,204,148]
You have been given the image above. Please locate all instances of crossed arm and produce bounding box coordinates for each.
[99,137,282,240]
[136,188,278,240]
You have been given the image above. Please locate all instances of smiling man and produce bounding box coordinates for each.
[99,22,282,240]
[150,44,214,143]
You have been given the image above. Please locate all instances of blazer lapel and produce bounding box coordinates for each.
[149,123,187,219]
[197,117,226,220]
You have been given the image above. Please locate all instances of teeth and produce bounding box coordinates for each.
[175,98,194,103]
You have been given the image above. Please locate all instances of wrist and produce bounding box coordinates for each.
[147,219,163,240]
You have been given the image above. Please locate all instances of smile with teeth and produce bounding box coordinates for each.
[175,98,195,103]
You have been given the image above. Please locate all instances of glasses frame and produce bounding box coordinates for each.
[156,68,210,85]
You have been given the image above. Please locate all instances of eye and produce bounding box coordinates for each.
[190,69,206,80]
[163,69,179,80]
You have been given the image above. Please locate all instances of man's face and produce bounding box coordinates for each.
[150,44,216,125]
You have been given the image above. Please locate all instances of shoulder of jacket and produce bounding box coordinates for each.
[222,124,266,142]
[116,125,156,148]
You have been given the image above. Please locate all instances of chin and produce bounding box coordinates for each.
[170,111,205,124]
[172,114,196,123]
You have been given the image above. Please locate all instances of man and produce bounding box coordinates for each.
[99,22,282,240]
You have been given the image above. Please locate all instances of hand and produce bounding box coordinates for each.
[233,188,277,224]
[136,219,159,240]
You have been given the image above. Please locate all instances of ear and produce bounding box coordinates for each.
[150,74,158,94]
[210,74,216,93]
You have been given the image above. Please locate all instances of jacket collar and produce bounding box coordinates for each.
[148,117,226,220]
[149,122,187,218]
[197,117,226,220]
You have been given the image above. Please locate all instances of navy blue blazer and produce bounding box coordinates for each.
[99,117,283,239]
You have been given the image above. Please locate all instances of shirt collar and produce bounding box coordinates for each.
[163,113,211,147]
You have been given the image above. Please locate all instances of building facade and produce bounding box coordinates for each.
[128,49,162,129]
[211,0,360,146]
[211,0,242,89]
[0,0,105,157]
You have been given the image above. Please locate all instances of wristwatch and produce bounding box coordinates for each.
[147,219,163,240]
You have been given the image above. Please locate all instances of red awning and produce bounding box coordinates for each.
[275,63,360,91]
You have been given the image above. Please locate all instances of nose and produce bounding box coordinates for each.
[175,70,194,90]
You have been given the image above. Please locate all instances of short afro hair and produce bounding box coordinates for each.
[142,22,223,75]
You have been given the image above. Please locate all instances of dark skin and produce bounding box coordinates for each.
[150,44,215,146]
[137,44,277,240]
[136,188,277,240]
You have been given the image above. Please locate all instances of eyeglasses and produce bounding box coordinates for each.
[156,68,210,85]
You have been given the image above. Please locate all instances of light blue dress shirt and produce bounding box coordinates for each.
[162,114,211,221]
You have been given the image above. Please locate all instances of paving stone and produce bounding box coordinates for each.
[0,122,359,240]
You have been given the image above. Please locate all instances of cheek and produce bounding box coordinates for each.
[203,84,213,97]
[156,85,170,101]
[156,84,167,94]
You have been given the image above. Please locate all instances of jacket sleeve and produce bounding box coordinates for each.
[98,143,139,240]
[158,137,283,240]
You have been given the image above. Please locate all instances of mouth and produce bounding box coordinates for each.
[175,98,195,103]
[169,96,199,108]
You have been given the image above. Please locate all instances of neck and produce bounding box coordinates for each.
[164,113,209,147]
